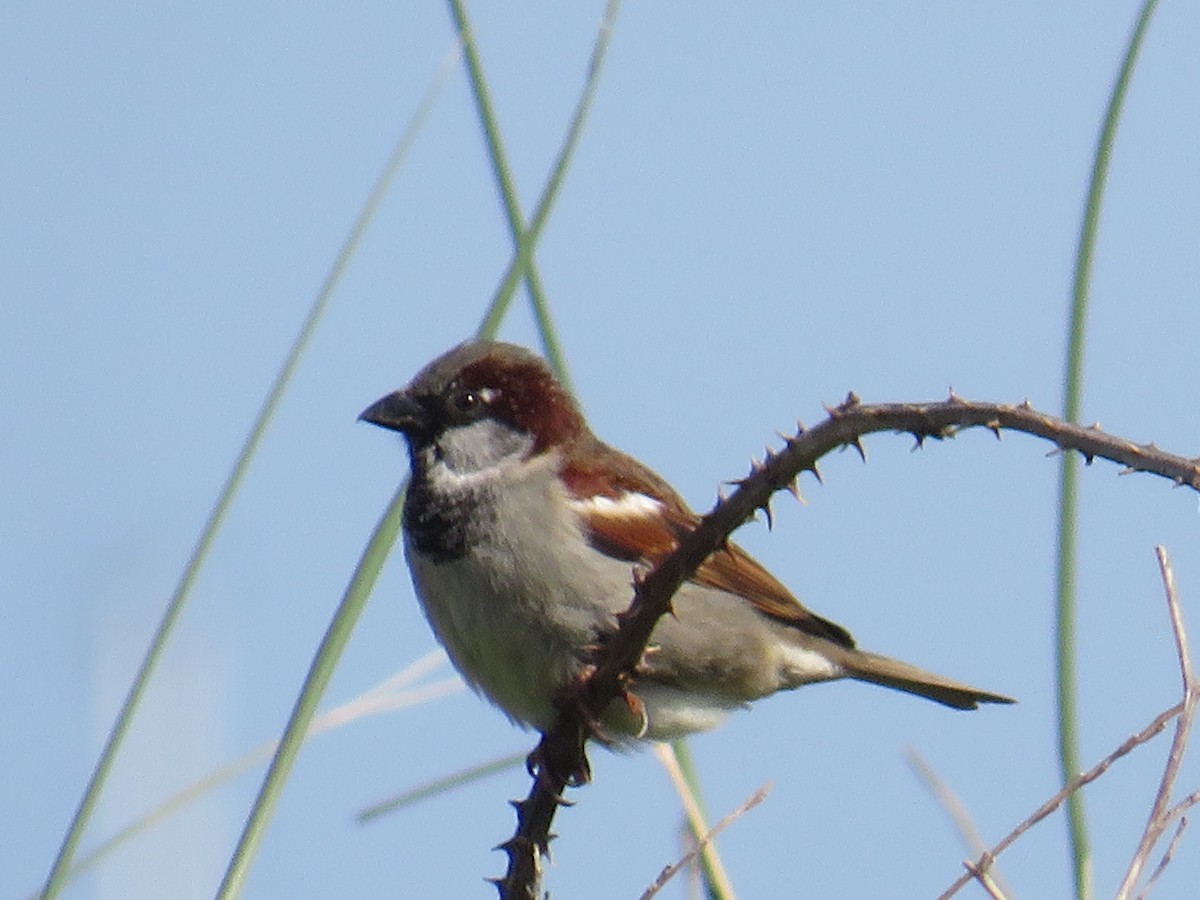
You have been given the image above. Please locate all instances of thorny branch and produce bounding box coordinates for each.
[494,395,1200,899]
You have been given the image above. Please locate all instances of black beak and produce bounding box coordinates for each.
[359,390,429,436]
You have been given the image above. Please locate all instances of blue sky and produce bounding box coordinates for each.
[4,3,1200,898]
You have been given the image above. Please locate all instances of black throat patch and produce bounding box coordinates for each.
[403,473,471,563]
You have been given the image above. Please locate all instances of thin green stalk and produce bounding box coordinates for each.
[214,486,406,899]
[200,58,464,898]
[35,47,456,900]
[213,6,621,889]
[668,740,730,900]
[1056,4,1157,898]
[445,0,555,355]
[465,0,623,384]
[356,751,526,823]
[37,671,460,896]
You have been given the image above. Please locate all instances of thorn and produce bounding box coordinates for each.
[849,437,866,462]
[808,462,823,484]
[911,431,927,450]
[986,418,1002,439]
[760,500,774,530]
[794,419,807,435]
[1020,398,1033,409]
[841,391,861,410]
[786,478,804,503]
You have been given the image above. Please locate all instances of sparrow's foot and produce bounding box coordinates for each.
[529,665,620,786]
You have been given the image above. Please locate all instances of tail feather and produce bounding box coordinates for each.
[839,650,1014,710]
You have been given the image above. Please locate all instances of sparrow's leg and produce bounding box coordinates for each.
[529,661,650,785]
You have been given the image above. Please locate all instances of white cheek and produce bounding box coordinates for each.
[435,419,533,476]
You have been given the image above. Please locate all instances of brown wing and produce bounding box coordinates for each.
[560,440,855,648]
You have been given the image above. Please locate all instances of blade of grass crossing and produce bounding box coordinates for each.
[445,0,556,337]
[356,751,527,824]
[211,8,627,892]
[214,486,406,899]
[1056,4,1159,898]
[470,0,624,385]
[656,742,735,900]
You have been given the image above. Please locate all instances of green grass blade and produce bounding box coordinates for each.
[36,53,454,900]
[1056,4,1158,898]
[35,47,456,900]
[36,670,460,896]
[473,0,623,375]
[356,751,526,823]
[444,0,553,323]
[214,485,406,899]
[658,741,733,900]
[204,56,461,898]
[213,4,621,894]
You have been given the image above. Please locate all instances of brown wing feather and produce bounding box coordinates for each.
[560,440,855,648]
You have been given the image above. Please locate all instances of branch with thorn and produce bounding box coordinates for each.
[494,396,1200,899]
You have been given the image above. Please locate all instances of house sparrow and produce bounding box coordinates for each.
[361,341,1013,742]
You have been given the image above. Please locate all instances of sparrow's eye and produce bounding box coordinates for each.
[448,385,496,420]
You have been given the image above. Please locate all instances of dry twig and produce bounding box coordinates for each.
[939,546,1197,899]
[639,781,769,900]
[1115,547,1199,899]
[1136,816,1189,900]
[962,859,1009,900]
[908,749,1012,897]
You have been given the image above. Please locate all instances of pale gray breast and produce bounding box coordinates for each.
[402,452,629,730]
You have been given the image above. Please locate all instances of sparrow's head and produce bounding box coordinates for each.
[360,341,586,473]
